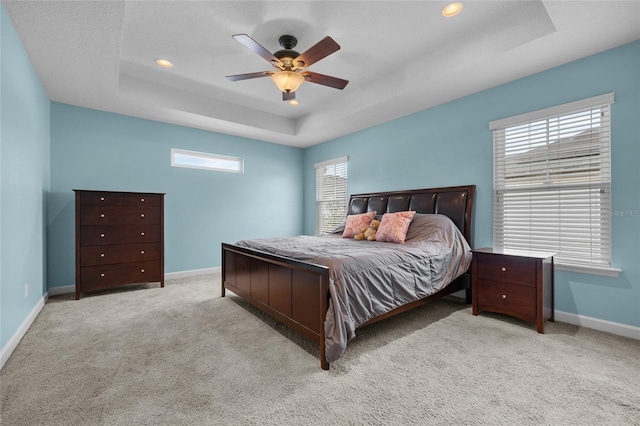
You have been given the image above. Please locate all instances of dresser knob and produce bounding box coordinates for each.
[100,197,105,201]
[501,267,506,272]
[141,213,145,218]
[100,253,105,257]
[141,232,145,236]
[100,273,105,277]
[141,269,145,273]
[141,198,145,202]
[141,250,145,254]
[100,233,105,238]
[502,294,507,299]
[100,214,105,218]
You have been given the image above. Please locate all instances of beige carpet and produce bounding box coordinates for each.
[1,273,639,425]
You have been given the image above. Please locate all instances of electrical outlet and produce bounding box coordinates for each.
[24,283,29,298]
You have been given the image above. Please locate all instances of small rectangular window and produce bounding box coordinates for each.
[171,148,243,173]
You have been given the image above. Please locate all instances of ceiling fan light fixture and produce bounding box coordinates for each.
[442,2,463,17]
[288,99,300,106]
[271,71,305,93]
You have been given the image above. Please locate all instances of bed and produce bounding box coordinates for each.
[222,185,476,370]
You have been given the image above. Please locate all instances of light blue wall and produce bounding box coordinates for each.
[0,5,51,349]
[48,104,304,288]
[304,40,640,329]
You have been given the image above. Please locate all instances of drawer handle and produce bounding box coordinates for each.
[100,253,105,257]
[141,269,145,273]
[501,267,506,272]
[141,232,145,236]
[100,197,105,201]
[502,294,507,299]
[141,213,145,218]
[100,233,105,238]
[141,198,145,202]
[141,250,145,255]
[100,273,105,277]
[100,214,105,218]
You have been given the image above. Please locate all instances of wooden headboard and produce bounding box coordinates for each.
[346,185,476,246]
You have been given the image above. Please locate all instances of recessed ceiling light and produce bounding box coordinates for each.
[155,58,174,68]
[288,99,300,106]
[442,2,463,17]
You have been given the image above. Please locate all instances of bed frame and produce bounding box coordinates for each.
[222,185,476,370]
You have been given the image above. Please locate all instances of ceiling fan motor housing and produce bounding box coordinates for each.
[274,35,300,68]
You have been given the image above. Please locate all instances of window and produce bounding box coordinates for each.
[490,93,615,274]
[171,148,243,173]
[315,156,348,235]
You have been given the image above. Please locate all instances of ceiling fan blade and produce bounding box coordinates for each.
[293,36,340,69]
[301,71,349,90]
[232,34,282,67]
[282,91,296,101]
[226,71,274,81]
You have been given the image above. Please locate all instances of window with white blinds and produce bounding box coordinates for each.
[315,156,348,235]
[490,93,614,269]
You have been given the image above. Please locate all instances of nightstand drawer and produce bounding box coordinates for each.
[477,280,536,323]
[476,253,536,287]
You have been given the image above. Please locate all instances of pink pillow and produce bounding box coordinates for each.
[342,211,376,238]
[376,211,416,244]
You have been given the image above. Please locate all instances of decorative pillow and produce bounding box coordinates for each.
[342,211,376,238]
[376,211,416,244]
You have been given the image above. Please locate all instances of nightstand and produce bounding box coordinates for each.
[472,247,555,333]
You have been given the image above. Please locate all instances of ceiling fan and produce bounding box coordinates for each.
[225,34,349,103]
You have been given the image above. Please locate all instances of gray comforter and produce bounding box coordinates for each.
[235,214,471,363]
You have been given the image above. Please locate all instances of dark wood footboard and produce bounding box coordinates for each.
[222,243,331,369]
[222,241,470,370]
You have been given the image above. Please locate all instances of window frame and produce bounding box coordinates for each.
[171,148,244,174]
[490,93,620,277]
[315,156,348,235]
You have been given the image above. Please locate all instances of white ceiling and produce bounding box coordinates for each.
[3,1,640,148]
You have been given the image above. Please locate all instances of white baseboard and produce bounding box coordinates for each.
[1,295,46,370]
[46,267,222,296]
[555,310,640,340]
[47,285,75,297]
[165,267,220,279]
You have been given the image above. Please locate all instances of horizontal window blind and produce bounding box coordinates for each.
[491,94,614,267]
[315,156,348,235]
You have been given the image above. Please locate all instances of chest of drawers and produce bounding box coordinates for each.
[471,247,554,333]
[74,190,165,299]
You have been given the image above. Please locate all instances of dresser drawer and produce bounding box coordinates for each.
[80,261,162,290]
[80,206,161,225]
[477,280,536,323]
[124,193,162,207]
[79,192,124,206]
[80,243,161,266]
[80,225,161,245]
[476,253,536,287]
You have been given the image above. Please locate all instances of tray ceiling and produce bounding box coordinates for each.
[3,1,639,147]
